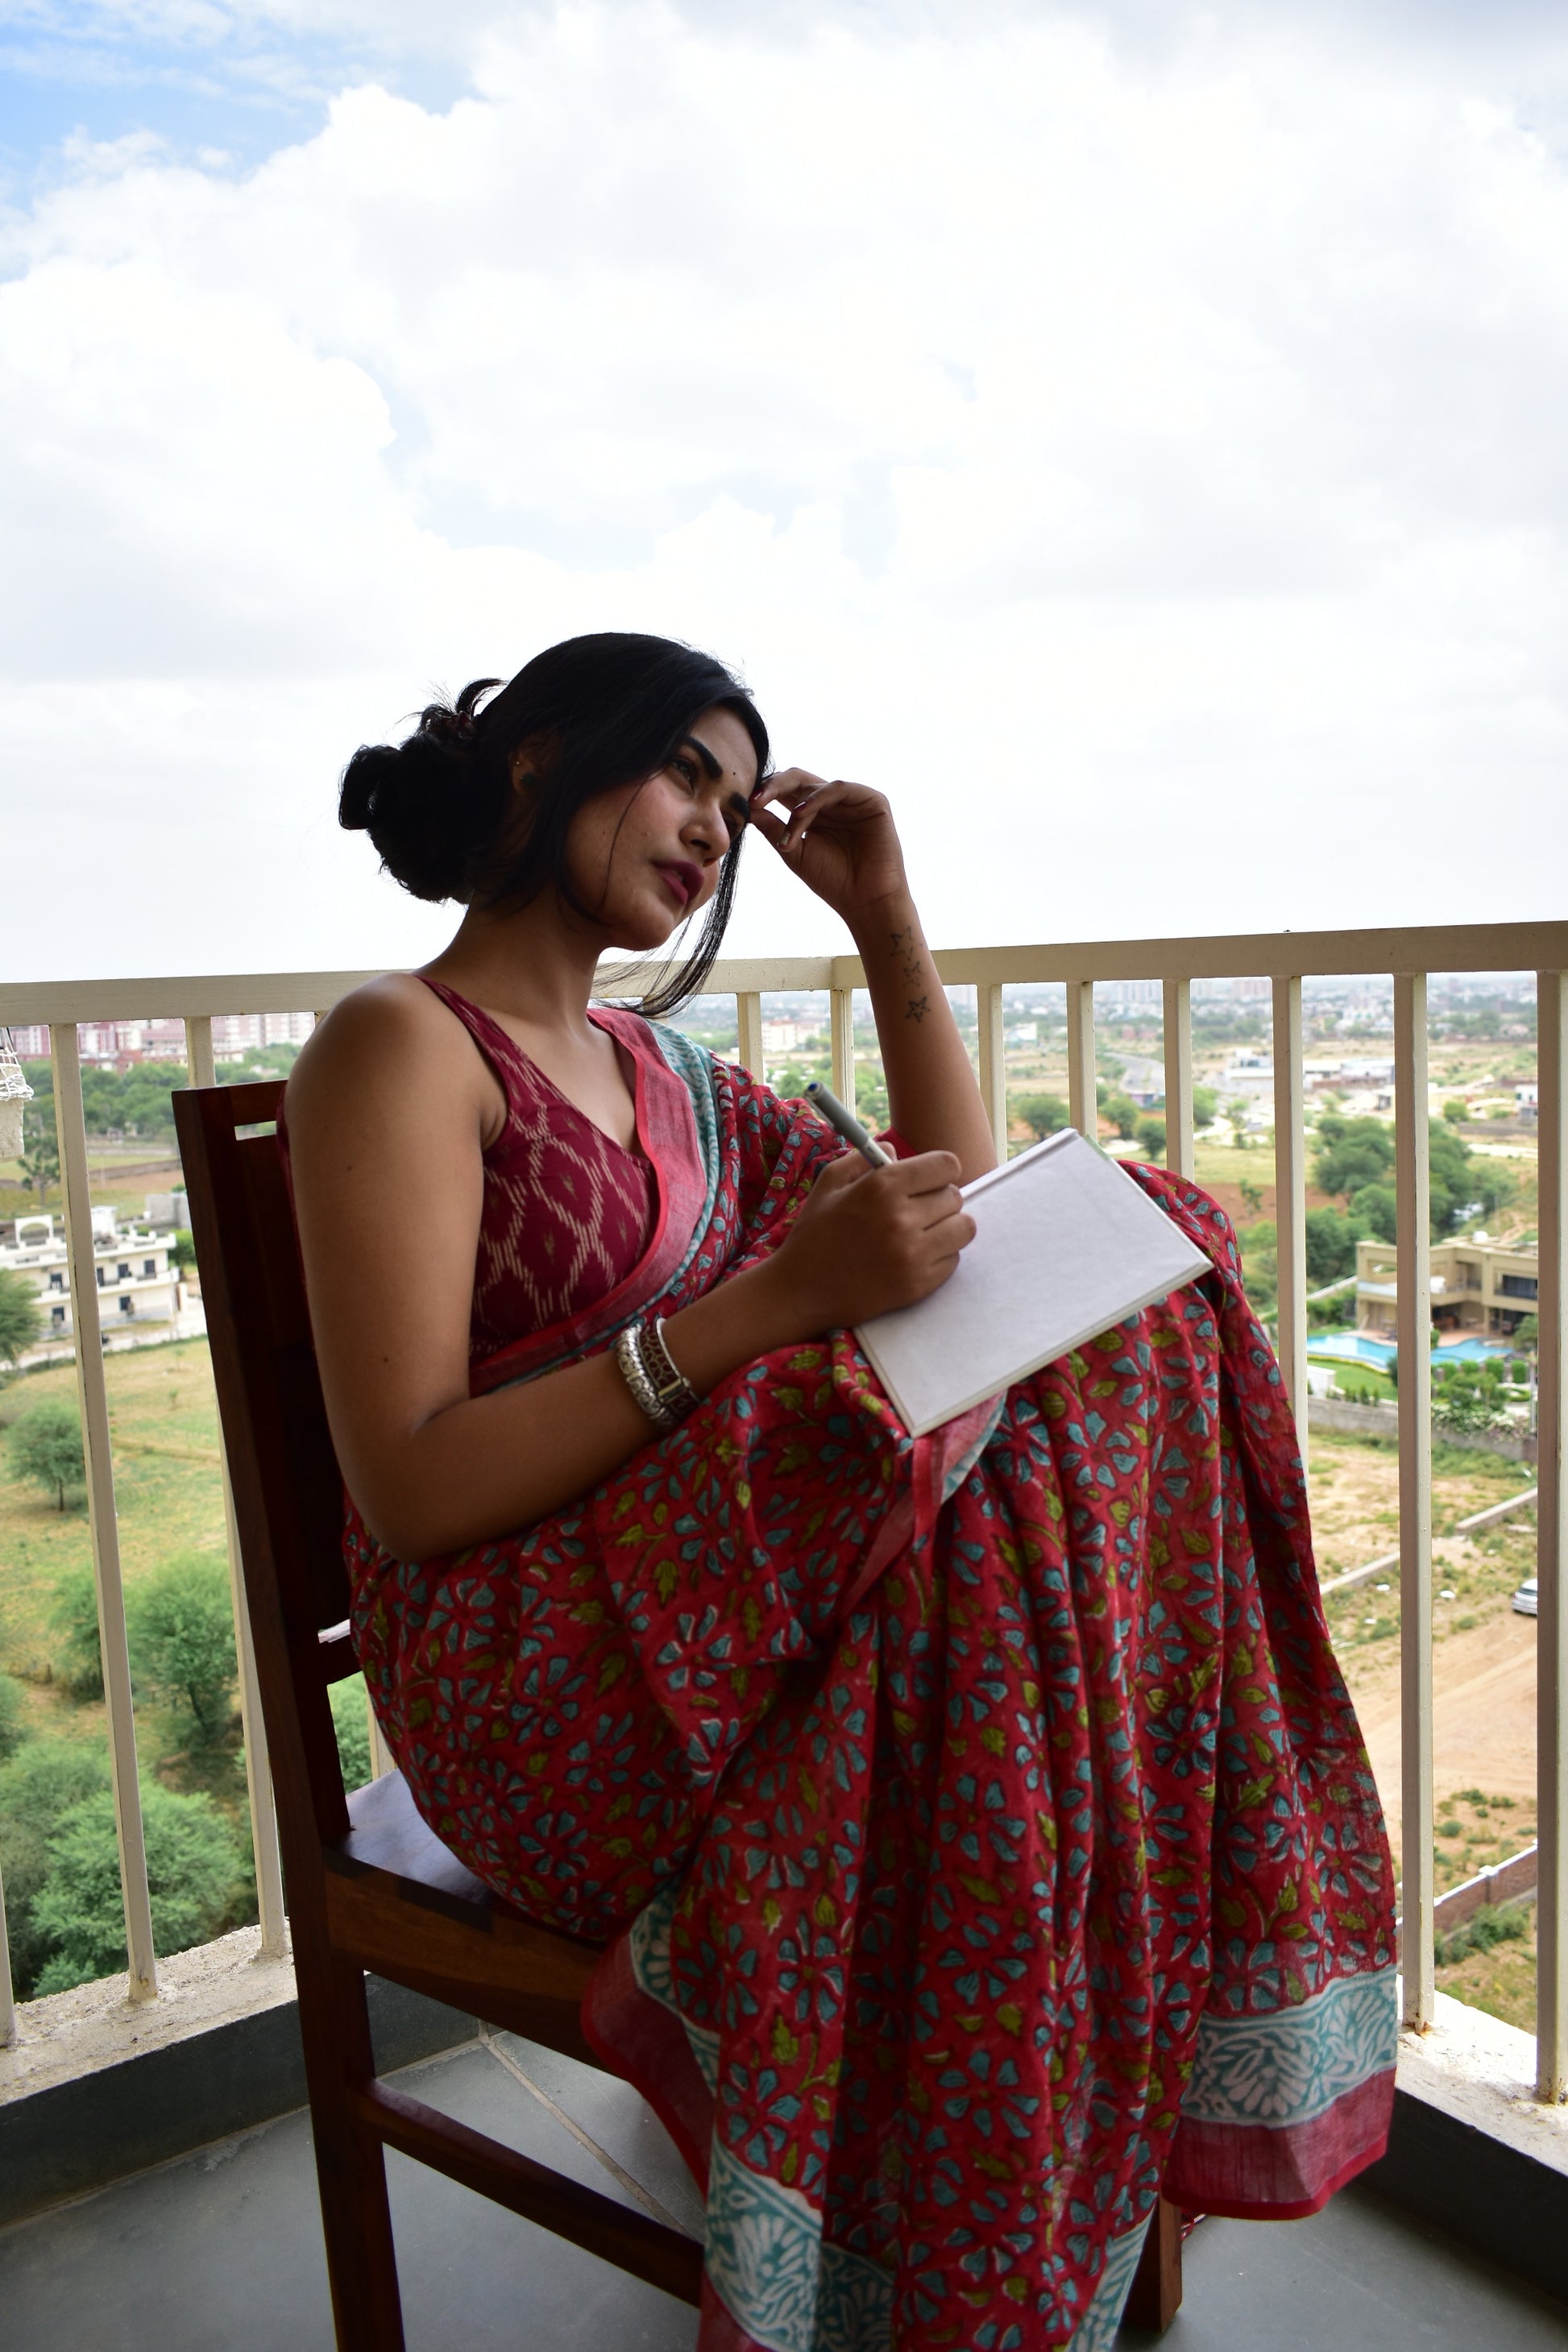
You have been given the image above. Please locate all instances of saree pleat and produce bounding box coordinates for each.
[343,1016,1397,2351]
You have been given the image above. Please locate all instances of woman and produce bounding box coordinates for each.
[286,633,1397,2352]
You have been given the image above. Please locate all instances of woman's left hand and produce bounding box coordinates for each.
[749,769,908,923]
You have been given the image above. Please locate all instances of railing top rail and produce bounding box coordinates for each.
[3,919,1566,1026]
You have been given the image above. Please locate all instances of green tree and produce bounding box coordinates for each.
[49,1566,106,1699]
[31,1780,246,1993]
[1441,1097,1469,1126]
[6,1399,85,1509]
[1226,1098,1252,1147]
[1514,1314,1539,1350]
[126,1553,238,1747]
[1429,1122,1513,1232]
[1238,1220,1279,1319]
[1014,1093,1069,1140]
[0,1672,30,1763]
[330,1674,374,1791]
[1350,1181,1398,1243]
[0,1739,111,1994]
[1134,1116,1166,1162]
[0,1268,43,1372]
[1305,1205,1362,1286]
[1103,1093,1139,1139]
[1192,1085,1218,1129]
[169,1230,197,1274]
[19,1098,60,1205]
[1313,1115,1395,1201]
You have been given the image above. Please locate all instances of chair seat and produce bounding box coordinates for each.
[342,1769,492,1906]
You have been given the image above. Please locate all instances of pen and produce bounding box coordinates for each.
[805,1080,893,1169]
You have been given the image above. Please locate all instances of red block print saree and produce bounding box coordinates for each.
[342,1007,1399,2351]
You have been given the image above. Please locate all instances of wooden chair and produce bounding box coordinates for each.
[174,1079,704,2350]
[174,1075,1182,2345]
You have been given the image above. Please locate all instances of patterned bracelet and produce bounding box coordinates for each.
[642,1317,700,1422]
[614,1322,676,1430]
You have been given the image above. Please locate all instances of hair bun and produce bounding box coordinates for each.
[338,680,505,902]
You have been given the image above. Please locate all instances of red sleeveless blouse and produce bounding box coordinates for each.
[418,979,656,1365]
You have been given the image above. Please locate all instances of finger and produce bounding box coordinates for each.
[814,1149,869,1191]
[895,1150,964,1193]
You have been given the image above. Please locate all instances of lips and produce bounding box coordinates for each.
[655,861,703,908]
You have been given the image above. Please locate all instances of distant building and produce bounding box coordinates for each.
[760,1020,813,1055]
[0,1211,180,1341]
[1354,1233,1538,1344]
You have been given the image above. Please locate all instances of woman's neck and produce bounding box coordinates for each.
[421,900,604,1040]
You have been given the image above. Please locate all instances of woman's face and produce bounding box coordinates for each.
[555,703,760,950]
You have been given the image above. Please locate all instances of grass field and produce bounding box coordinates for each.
[0,1339,228,1740]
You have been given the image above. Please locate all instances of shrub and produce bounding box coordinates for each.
[49,1566,105,1699]
[0,1671,31,1762]
[6,1399,85,1509]
[1014,1093,1069,1141]
[0,1740,112,1994]
[330,1674,374,1792]
[0,1268,44,1372]
[31,1780,246,1994]
[1134,1116,1166,1161]
[1434,1905,1529,1968]
[126,1553,238,1749]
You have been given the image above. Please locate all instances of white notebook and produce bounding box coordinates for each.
[854,1128,1212,1438]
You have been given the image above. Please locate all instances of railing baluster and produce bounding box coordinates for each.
[0,1841,15,2046]
[1272,975,1308,1459]
[977,983,1007,1159]
[1162,977,1194,1178]
[1066,981,1096,1140]
[736,992,763,1077]
[830,986,855,1105]
[52,1023,158,2002]
[1394,973,1434,2031]
[1536,969,1566,2101]
[182,1015,288,1959]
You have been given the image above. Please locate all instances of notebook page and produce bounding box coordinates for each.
[853,1130,1212,1438]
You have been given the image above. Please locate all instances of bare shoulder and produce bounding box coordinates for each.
[286,973,495,1139]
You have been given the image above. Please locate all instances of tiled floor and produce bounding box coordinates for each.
[3,2033,1565,2350]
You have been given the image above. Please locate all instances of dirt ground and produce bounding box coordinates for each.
[1305,1430,1539,1861]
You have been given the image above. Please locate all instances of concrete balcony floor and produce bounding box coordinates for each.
[2,2031,1565,2352]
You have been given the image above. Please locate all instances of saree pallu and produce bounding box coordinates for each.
[344,1014,1398,2351]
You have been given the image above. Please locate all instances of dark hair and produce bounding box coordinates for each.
[339,632,769,1016]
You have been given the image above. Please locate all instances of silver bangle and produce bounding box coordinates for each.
[643,1317,700,1421]
[614,1323,677,1430]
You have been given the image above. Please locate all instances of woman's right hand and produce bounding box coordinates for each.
[762,1150,977,1334]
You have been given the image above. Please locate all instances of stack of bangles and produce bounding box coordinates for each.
[613,1315,701,1432]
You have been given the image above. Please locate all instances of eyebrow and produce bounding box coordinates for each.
[679,733,724,781]
[682,733,753,828]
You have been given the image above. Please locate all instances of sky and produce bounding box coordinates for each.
[3,1,1568,983]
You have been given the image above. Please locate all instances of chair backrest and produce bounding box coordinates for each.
[174,1079,358,1851]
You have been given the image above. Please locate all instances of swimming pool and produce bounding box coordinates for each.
[1307,1329,1515,1369]
[1309,1331,1396,1367]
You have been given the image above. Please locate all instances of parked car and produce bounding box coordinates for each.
[1511,1577,1538,1618]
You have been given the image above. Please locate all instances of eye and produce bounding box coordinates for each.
[672,753,699,789]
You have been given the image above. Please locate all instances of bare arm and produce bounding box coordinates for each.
[751,773,998,1182]
[284,979,973,1559]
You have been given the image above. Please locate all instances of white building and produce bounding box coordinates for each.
[0,1211,180,1342]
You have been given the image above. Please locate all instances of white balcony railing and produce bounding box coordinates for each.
[1,919,1564,2113]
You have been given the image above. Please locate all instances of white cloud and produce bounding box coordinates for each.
[2,1,1567,983]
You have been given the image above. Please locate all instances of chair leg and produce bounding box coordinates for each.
[1123,2195,1183,2333]
[297,1952,407,2352]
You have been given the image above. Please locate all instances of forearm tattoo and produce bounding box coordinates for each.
[890,923,930,1021]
